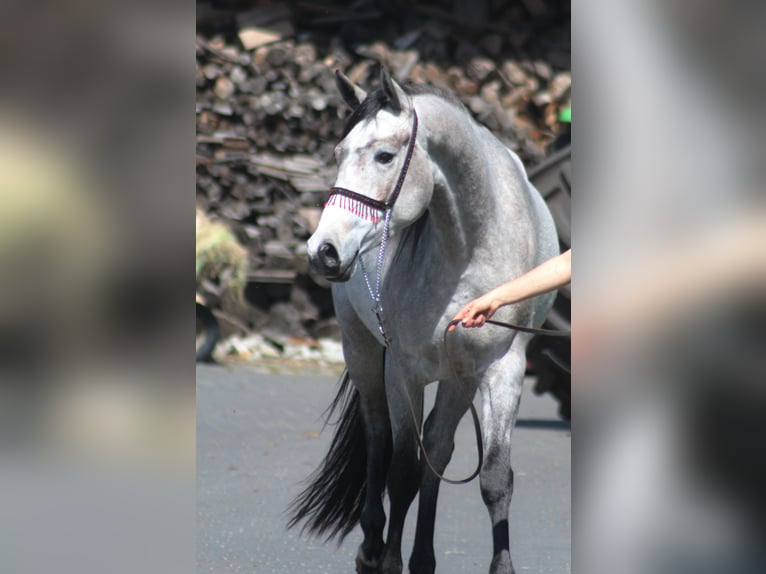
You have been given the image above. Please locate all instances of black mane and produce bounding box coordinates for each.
[340,82,467,140]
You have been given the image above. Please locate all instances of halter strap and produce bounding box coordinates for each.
[327,110,419,213]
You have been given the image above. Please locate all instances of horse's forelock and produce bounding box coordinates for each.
[339,82,466,141]
[340,88,388,140]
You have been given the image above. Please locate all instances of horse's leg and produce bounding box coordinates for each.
[379,353,423,574]
[479,345,527,574]
[409,378,477,574]
[350,350,390,573]
[334,294,390,573]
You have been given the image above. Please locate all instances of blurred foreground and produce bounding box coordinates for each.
[575,0,766,572]
[0,2,193,573]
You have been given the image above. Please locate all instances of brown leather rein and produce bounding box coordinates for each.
[429,319,570,485]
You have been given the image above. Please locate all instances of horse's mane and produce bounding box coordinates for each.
[340,82,468,139]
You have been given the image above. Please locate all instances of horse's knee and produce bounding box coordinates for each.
[387,440,421,499]
[387,460,421,503]
[422,419,455,463]
[480,464,514,509]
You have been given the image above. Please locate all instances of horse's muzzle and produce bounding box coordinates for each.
[309,241,353,281]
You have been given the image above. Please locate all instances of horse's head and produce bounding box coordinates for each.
[307,69,432,281]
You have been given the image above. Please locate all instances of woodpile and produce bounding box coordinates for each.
[196,0,570,346]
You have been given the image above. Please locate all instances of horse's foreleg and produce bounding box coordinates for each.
[356,387,391,573]
[333,287,391,573]
[409,378,476,574]
[350,350,390,574]
[380,356,423,574]
[479,349,526,574]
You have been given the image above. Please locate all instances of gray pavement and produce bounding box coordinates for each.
[197,363,570,573]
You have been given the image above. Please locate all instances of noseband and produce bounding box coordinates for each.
[325,111,419,222]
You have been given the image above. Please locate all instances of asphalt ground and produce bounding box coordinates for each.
[197,363,570,573]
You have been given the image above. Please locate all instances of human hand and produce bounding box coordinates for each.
[448,295,497,332]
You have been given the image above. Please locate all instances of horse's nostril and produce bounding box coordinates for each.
[318,242,340,272]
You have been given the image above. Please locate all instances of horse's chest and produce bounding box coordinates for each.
[345,278,442,369]
[342,276,389,346]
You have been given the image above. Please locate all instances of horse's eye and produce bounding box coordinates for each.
[375,151,395,165]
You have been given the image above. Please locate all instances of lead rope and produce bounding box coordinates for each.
[360,223,567,484]
[353,112,485,484]
[366,291,569,485]
[436,318,569,483]
[360,215,485,485]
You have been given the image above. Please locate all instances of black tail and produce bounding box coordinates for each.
[287,371,368,541]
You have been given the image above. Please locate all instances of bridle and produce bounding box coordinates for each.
[324,108,568,485]
[326,110,419,221]
[325,110,419,343]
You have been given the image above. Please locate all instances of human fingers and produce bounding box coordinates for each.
[449,304,472,331]
[462,311,487,328]
[461,311,477,327]
[450,309,469,331]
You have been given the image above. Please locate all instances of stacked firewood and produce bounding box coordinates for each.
[196,0,571,345]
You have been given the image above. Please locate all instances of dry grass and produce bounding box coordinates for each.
[195,208,248,301]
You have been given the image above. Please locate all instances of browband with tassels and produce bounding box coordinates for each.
[326,110,419,221]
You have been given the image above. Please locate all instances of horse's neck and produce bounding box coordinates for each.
[416,96,509,261]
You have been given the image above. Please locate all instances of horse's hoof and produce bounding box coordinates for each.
[356,551,379,574]
[379,554,403,574]
[408,555,435,574]
[489,551,515,574]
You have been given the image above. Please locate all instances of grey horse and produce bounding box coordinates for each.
[288,69,559,574]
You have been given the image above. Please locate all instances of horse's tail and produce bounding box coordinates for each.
[287,370,368,542]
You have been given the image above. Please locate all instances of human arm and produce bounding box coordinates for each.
[449,249,571,331]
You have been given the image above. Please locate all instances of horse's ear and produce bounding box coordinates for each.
[380,68,409,114]
[335,69,367,109]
